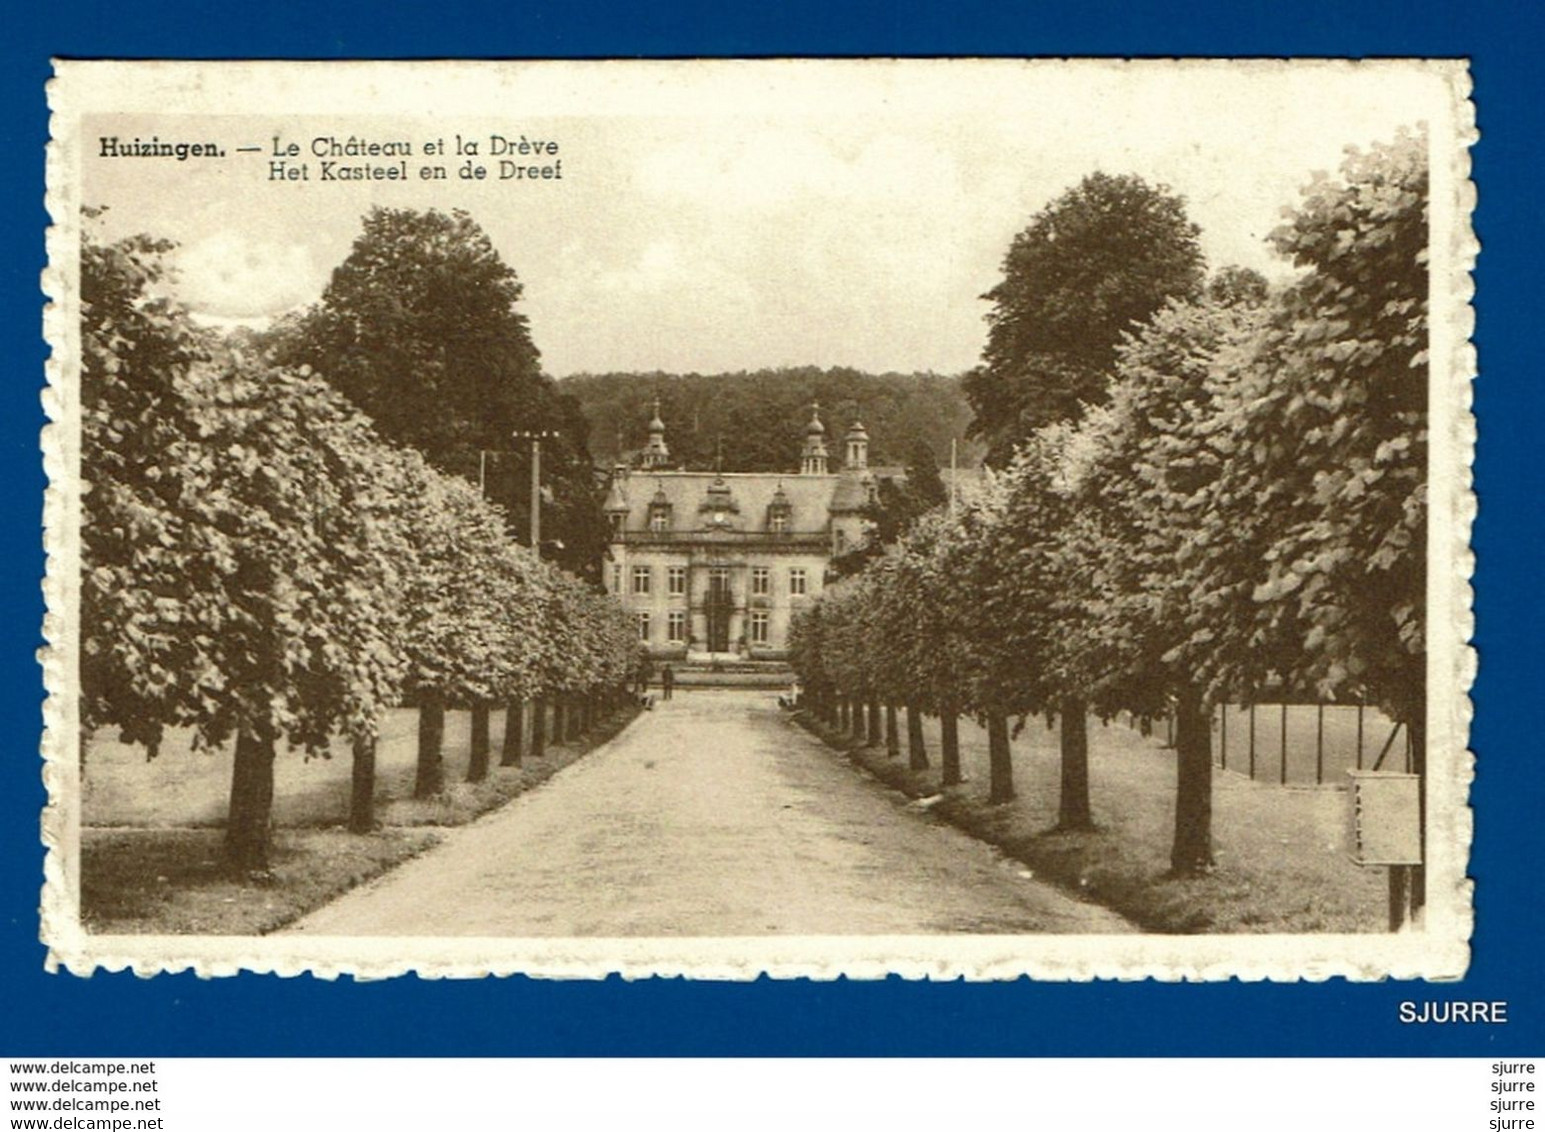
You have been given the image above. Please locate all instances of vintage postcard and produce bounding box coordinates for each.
[42,59,1474,979]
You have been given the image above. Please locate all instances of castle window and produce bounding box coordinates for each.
[770,511,789,533]
[611,563,623,593]
[789,568,807,597]
[636,613,651,642]
[632,565,652,595]
[668,566,687,595]
[751,566,770,596]
[609,512,624,534]
[750,611,770,645]
[647,483,673,533]
[668,611,687,642]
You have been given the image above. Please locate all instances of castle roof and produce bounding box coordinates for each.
[607,470,845,535]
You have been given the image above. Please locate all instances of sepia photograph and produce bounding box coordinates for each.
[42,58,1474,979]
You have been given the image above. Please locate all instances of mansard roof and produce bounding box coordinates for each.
[610,470,844,535]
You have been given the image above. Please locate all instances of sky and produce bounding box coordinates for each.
[81,62,1455,377]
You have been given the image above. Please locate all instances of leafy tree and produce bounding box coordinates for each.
[82,216,642,869]
[1064,286,1272,874]
[885,514,980,783]
[988,432,1102,829]
[81,221,409,869]
[281,207,608,578]
[915,479,1044,802]
[80,221,215,754]
[1244,130,1428,724]
[379,452,548,795]
[1201,130,1430,906]
[564,367,983,474]
[966,172,1205,465]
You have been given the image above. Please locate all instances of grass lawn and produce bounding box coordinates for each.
[81,827,441,936]
[805,707,1387,934]
[81,702,641,934]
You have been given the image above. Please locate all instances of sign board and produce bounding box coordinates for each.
[1346,770,1423,866]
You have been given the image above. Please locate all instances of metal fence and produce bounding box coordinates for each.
[1139,702,1408,787]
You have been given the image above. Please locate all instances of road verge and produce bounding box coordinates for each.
[82,703,644,936]
[794,709,1382,935]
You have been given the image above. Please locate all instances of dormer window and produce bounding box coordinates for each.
[647,482,672,533]
[766,481,792,534]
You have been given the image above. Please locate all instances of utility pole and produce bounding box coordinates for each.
[512,429,558,553]
[949,436,958,516]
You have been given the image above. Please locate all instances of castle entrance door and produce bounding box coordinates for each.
[706,567,732,653]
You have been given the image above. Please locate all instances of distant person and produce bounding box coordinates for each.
[661,664,675,701]
[635,654,654,696]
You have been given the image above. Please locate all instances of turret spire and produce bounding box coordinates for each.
[642,395,670,468]
[801,401,829,475]
[844,415,869,470]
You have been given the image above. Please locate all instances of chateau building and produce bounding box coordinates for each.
[603,400,885,660]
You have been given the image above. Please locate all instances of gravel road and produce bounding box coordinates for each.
[287,689,1134,936]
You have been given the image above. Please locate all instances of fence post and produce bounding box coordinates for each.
[1316,703,1325,786]
[1356,702,1365,770]
[1279,702,1289,786]
[1220,701,1228,771]
[1248,703,1256,781]
[1389,864,1414,931]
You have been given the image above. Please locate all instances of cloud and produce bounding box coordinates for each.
[172,232,320,319]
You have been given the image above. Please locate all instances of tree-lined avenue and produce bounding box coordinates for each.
[288,690,1133,937]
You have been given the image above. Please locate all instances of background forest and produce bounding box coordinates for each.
[562,368,982,472]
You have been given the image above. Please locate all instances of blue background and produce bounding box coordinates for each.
[3,1,1537,1057]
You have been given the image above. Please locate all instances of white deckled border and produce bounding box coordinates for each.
[41,58,1477,981]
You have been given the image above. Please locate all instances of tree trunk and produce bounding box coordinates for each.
[867,697,881,748]
[1058,695,1093,830]
[467,703,491,783]
[885,703,900,756]
[500,700,525,767]
[566,695,581,740]
[987,711,1015,804]
[551,697,567,744]
[853,697,868,742]
[940,702,961,787]
[906,701,929,770]
[226,722,277,872]
[530,695,547,757]
[414,690,445,798]
[349,732,376,834]
[1170,687,1214,875]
